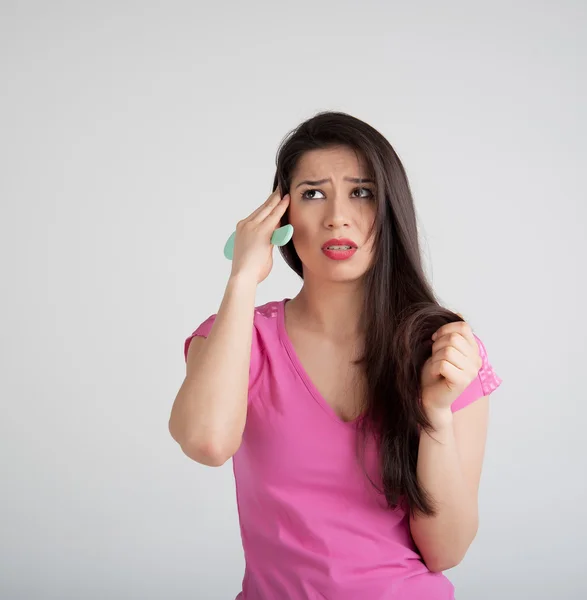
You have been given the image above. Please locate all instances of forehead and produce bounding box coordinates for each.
[292,146,371,179]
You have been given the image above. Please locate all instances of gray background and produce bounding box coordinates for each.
[1,1,585,599]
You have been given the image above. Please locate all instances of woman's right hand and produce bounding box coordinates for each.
[230,188,291,284]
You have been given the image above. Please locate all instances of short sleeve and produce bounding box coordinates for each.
[183,313,264,394]
[451,334,503,412]
[183,314,216,362]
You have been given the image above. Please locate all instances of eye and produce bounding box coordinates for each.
[300,189,325,200]
[352,187,375,199]
[300,187,375,201]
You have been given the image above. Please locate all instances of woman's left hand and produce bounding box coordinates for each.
[421,320,482,413]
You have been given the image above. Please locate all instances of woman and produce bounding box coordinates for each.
[169,111,503,599]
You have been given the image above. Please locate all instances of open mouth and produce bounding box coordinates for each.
[321,239,358,260]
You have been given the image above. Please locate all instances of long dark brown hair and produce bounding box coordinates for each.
[272,110,464,517]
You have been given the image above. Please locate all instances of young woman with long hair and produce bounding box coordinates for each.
[169,111,503,599]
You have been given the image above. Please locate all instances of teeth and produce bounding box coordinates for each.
[327,245,352,250]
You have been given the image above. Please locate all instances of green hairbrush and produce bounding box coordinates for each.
[223,224,294,260]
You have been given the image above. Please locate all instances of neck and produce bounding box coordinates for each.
[289,274,365,339]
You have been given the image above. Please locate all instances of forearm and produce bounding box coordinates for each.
[172,273,257,459]
[409,409,478,572]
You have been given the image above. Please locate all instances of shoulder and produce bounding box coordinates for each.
[451,332,503,412]
[471,333,503,396]
[182,298,287,395]
[183,298,285,362]
[250,299,284,354]
[253,299,283,327]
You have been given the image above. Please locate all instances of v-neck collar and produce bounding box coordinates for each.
[277,298,365,429]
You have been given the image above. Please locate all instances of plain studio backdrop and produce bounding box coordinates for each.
[1,2,585,599]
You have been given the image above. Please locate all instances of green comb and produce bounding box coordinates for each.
[223,224,294,260]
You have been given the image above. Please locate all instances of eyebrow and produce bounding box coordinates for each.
[295,177,375,189]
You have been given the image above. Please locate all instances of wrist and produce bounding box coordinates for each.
[423,405,454,430]
[224,272,258,306]
[227,271,258,291]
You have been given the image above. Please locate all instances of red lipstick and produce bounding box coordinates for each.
[321,238,358,261]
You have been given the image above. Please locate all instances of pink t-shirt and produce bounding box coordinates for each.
[184,298,503,600]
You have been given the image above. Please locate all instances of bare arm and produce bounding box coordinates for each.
[409,397,489,572]
[169,273,257,465]
[169,188,290,466]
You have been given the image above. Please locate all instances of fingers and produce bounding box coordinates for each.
[246,188,282,223]
[250,189,284,224]
[262,194,290,230]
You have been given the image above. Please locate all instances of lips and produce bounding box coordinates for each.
[321,238,358,261]
[321,238,358,250]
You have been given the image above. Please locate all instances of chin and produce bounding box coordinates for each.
[300,251,371,282]
[320,266,369,283]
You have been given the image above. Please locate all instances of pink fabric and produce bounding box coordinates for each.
[184,299,503,599]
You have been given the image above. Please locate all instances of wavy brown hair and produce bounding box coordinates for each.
[272,111,464,517]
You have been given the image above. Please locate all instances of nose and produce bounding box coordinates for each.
[323,195,351,230]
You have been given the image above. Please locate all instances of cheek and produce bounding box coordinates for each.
[359,224,377,263]
[291,223,312,251]
[288,209,313,247]
[361,211,377,244]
